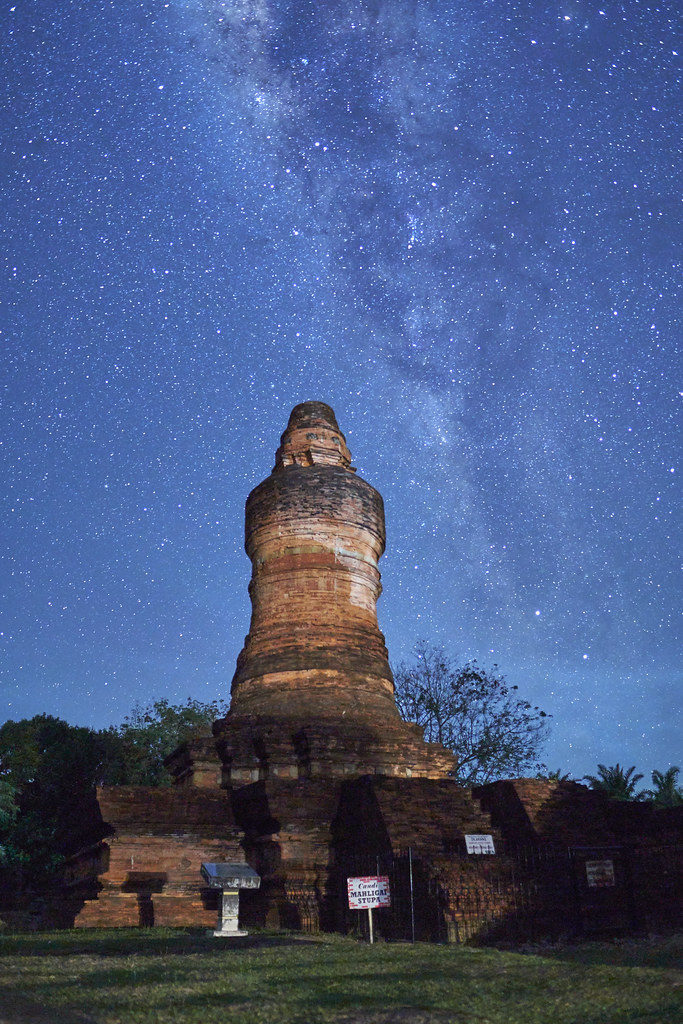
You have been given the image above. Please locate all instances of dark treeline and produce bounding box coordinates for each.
[0,699,228,883]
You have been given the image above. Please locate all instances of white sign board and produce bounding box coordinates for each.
[347,875,391,910]
[585,859,615,888]
[465,834,496,855]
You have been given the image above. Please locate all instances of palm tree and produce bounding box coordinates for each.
[583,763,645,801]
[536,769,573,782]
[641,766,683,807]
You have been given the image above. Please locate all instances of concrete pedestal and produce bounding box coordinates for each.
[209,889,248,937]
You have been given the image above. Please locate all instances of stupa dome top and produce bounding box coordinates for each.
[273,401,355,472]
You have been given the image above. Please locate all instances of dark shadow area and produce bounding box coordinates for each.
[331,776,447,942]
[120,871,168,927]
[0,929,324,958]
[0,801,113,932]
[473,781,538,842]
[0,987,101,1024]
[230,780,281,841]
[292,728,312,779]
[229,775,347,933]
[332,776,393,863]
[230,779,285,928]
[466,782,683,942]
[515,933,683,970]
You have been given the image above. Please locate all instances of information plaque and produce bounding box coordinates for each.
[465,834,496,855]
[585,859,616,888]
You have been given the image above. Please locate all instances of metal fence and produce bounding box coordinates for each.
[282,841,681,943]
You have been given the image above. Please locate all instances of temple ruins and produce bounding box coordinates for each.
[67,402,680,939]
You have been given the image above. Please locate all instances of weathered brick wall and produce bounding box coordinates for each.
[473,778,681,845]
[333,776,499,859]
[69,787,243,928]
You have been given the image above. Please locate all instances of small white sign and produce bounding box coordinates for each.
[465,834,496,855]
[347,875,391,910]
[585,859,616,888]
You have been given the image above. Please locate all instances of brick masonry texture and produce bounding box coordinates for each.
[213,401,459,782]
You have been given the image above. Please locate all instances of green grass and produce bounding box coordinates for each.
[0,929,680,1024]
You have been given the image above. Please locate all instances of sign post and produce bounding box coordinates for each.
[347,875,391,943]
[408,847,415,944]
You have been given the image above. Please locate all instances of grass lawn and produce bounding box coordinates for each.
[0,929,680,1024]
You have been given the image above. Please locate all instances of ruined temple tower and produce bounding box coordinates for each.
[211,400,456,783]
[75,402,473,931]
[191,401,483,927]
[70,402,671,936]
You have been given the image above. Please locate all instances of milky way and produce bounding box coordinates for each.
[1,0,680,777]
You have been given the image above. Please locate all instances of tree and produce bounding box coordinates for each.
[0,698,230,885]
[108,697,229,787]
[0,715,122,879]
[0,777,18,864]
[583,763,645,801]
[392,641,550,785]
[537,769,574,782]
[641,766,683,808]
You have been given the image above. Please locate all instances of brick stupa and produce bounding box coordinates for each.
[213,400,457,783]
[162,401,478,928]
[68,402,679,936]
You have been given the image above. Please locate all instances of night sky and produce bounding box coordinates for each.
[1,1,680,779]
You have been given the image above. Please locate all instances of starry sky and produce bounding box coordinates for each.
[1,0,680,779]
